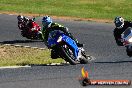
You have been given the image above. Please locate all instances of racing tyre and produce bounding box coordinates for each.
[115,38,123,46]
[80,52,95,64]
[60,44,78,65]
[80,51,89,64]
[126,48,132,57]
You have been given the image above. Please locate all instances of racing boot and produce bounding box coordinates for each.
[77,43,84,47]
[51,49,59,59]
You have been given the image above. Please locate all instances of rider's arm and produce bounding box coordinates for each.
[129,21,132,27]
[53,23,78,42]
[53,23,73,37]
[56,25,78,43]
[42,27,50,44]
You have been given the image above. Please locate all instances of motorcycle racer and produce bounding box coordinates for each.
[113,16,132,46]
[17,15,29,29]
[41,16,83,47]
[41,16,84,59]
[17,15,42,39]
[27,19,42,38]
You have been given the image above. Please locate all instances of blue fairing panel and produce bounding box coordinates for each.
[61,35,79,59]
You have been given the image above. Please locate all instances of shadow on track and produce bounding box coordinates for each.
[95,60,132,64]
[0,40,43,44]
[16,63,70,67]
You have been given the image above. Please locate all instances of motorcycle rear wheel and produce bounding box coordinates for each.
[79,51,89,64]
[126,47,132,57]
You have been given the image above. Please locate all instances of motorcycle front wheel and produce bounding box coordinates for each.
[60,44,78,65]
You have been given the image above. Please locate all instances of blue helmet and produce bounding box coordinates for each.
[114,16,124,29]
[42,16,52,27]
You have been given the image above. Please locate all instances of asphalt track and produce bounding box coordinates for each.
[0,14,132,88]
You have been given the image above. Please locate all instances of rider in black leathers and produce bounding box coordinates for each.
[17,15,42,39]
[113,16,132,46]
[17,15,29,30]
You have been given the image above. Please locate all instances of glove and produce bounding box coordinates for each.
[31,27,36,31]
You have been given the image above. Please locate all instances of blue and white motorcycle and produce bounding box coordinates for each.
[47,30,93,65]
[121,27,132,56]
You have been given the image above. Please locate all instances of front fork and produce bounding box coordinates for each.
[77,47,86,61]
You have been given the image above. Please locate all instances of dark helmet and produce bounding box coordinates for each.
[17,15,24,21]
[114,16,124,29]
[42,16,52,27]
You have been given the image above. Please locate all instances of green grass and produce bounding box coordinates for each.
[0,45,64,66]
[0,0,132,20]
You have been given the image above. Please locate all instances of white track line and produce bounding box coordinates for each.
[0,66,31,69]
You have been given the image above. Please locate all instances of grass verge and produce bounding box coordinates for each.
[0,0,132,21]
[0,45,64,66]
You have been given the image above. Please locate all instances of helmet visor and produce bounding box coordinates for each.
[115,21,123,28]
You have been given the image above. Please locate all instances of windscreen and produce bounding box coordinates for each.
[123,27,132,38]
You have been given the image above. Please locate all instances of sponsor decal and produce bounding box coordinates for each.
[79,67,131,86]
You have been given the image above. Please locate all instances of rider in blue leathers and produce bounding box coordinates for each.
[41,16,83,59]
